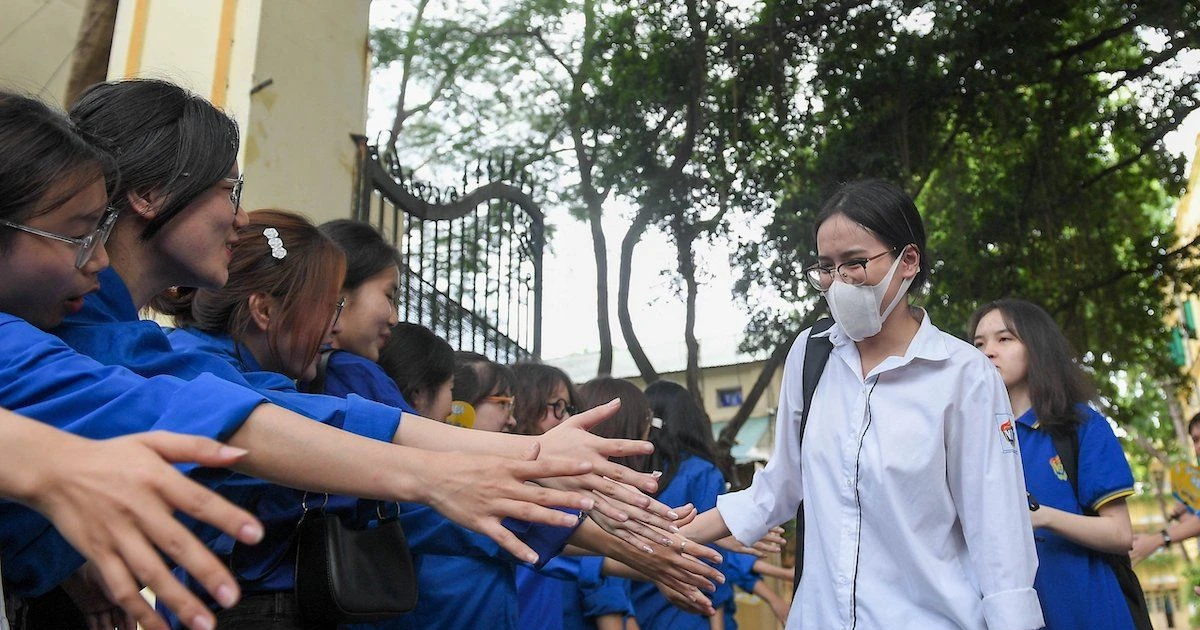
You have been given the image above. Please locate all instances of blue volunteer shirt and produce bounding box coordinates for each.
[0,314,266,596]
[718,550,761,630]
[52,267,402,447]
[1017,404,1135,630]
[562,555,634,630]
[630,454,732,630]
[323,351,580,630]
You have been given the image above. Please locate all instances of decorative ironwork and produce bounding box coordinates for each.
[351,135,543,363]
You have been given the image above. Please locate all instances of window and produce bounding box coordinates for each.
[716,387,743,408]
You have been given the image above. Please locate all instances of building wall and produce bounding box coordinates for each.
[0,0,87,103]
[105,0,369,224]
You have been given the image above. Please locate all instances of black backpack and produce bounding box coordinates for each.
[1049,429,1153,630]
[791,318,836,591]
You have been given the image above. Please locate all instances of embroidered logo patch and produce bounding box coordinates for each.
[997,414,1016,454]
[1049,455,1067,481]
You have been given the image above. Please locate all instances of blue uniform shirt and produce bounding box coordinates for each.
[323,351,579,630]
[53,267,402,446]
[630,454,732,630]
[719,550,761,630]
[562,555,634,630]
[1017,405,1135,630]
[0,314,266,596]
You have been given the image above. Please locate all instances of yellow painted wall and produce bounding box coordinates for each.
[0,0,87,104]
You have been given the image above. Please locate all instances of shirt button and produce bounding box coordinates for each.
[846,477,854,488]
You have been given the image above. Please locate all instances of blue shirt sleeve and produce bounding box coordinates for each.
[1075,406,1135,511]
[0,316,268,597]
[321,350,418,414]
[721,550,761,593]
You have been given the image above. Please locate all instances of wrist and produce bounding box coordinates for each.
[1162,528,1173,548]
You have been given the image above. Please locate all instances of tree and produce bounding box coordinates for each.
[735,0,1200,452]
[65,0,118,106]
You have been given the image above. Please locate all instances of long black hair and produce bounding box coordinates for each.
[814,179,930,292]
[453,351,515,405]
[318,220,401,290]
[578,377,652,472]
[70,79,239,240]
[378,323,455,407]
[0,92,117,248]
[968,298,1096,434]
[643,380,724,491]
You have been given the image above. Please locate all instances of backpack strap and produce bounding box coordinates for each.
[1048,424,1154,630]
[792,317,835,591]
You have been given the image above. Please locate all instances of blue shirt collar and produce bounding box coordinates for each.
[169,327,266,373]
[73,266,140,325]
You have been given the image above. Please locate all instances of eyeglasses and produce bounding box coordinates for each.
[802,247,900,292]
[482,395,515,411]
[330,297,346,329]
[225,175,244,215]
[546,399,576,421]
[0,206,119,269]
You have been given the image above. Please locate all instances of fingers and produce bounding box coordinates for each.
[475,520,540,564]
[562,398,621,431]
[132,432,249,468]
[589,460,660,494]
[160,472,263,545]
[674,535,723,564]
[88,554,175,630]
[110,529,223,630]
[509,456,594,485]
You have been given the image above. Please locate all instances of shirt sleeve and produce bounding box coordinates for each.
[1076,407,1135,511]
[716,331,810,545]
[945,355,1044,630]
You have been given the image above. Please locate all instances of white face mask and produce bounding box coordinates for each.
[824,250,914,342]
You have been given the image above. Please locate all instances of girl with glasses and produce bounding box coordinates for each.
[0,93,607,630]
[56,79,669,564]
[971,299,1139,630]
[676,179,1043,630]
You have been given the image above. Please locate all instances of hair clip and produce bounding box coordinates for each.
[263,227,287,259]
[650,417,664,429]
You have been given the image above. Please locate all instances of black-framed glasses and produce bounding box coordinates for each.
[226,175,244,215]
[802,247,900,292]
[330,297,346,329]
[546,398,576,421]
[0,206,119,269]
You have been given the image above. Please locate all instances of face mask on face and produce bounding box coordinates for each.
[824,248,915,342]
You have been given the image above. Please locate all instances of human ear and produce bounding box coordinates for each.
[900,245,921,279]
[126,189,164,220]
[247,293,275,333]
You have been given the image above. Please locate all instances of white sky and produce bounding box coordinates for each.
[365,4,1200,362]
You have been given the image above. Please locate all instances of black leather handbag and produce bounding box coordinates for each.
[293,500,419,625]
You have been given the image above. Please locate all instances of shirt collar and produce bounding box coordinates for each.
[822,309,951,366]
[1015,408,1039,428]
[70,266,140,325]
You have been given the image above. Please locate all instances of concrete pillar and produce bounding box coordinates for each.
[106,0,370,224]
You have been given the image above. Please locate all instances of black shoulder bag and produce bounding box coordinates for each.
[1049,429,1153,630]
[791,318,836,592]
[292,351,419,625]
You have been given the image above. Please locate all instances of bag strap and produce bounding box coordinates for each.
[792,318,835,591]
[1050,424,1153,630]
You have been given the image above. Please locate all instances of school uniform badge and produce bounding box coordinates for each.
[1049,455,1067,481]
[997,414,1016,454]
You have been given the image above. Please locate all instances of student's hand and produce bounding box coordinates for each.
[608,531,724,616]
[62,563,135,630]
[423,443,598,564]
[653,580,716,617]
[22,432,264,630]
[715,526,786,557]
[1130,532,1165,564]
[537,399,660,493]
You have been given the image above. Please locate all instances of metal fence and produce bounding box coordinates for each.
[351,136,543,363]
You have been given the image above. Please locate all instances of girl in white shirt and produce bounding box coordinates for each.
[679,179,1043,630]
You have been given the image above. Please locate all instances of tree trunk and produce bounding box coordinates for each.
[617,210,659,384]
[675,221,704,413]
[65,0,119,106]
[588,201,614,375]
[717,330,799,489]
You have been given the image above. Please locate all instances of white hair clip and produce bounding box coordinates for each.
[263,227,287,259]
[650,417,664,429]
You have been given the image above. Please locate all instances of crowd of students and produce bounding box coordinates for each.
[0,76,1172,630]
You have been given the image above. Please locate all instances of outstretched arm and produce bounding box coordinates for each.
[1132,511,1200,564]
[0,411,263,630]
[1031,498,1132,555]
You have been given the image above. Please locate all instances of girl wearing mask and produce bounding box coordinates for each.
[971,298,1136,629]
[678,179,1043,630]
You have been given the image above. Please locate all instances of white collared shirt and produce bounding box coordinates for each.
[717,313,1043,630]
[0,558,9,630]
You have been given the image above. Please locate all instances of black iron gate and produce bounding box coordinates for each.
[350,136,543,363]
